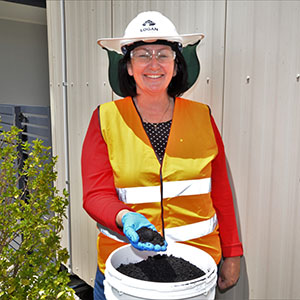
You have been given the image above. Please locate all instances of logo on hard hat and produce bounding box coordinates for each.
[143,20,156,26]
[140,19,158,32]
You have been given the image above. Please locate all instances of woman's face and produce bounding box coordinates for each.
[127,44,176,96]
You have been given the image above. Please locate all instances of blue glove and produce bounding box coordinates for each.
[122,212,167,251]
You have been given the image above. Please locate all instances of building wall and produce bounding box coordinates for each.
[0,1,49,106]
[46,1,300,299]
[223,1,300,299]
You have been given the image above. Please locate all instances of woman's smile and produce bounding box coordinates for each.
[144,74,163,79]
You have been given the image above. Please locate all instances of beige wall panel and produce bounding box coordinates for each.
[46,0,69,258]
[64,0,112,285]
[112,0,225,128]
[223,1,300,299]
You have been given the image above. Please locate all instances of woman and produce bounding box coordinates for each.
[82,11,243,299]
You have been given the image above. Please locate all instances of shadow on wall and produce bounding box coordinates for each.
[215,159,249,300]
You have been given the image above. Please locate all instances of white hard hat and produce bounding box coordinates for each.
[97,11,204,54]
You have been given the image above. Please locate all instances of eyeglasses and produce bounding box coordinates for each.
[130,48,176,64]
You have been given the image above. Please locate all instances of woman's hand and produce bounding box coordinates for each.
[121,211,167,251]
[218,256,241,292]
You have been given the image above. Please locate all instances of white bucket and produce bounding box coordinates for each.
[104,243,217,300]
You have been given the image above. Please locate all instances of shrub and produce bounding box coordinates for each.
[0,126,75,299]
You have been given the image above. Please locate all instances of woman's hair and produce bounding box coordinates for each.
[118,41,188,98]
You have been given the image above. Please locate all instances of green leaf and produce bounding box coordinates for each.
[56,291,65,298]
[21,279,30,286]
[8,285,15,294]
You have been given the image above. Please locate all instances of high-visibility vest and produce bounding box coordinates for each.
[97,97,221,273]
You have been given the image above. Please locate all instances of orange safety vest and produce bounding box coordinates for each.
[97,97,221,273]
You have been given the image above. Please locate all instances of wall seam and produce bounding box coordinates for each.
[111,0,114,101]
[60,0,72,273]
[221,0,228,136]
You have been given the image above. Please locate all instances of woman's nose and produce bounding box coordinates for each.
[148,55,160,68]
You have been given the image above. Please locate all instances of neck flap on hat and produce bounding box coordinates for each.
[103,41,201,97]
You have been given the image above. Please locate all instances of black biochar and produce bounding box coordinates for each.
[117,254,205,282]
[136,227,165,246]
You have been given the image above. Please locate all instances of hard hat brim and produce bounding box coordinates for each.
[97,33,204,54]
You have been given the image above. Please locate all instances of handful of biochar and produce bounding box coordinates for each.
[136,227,165,246]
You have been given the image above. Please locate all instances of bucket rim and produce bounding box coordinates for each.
[104,243,217,297]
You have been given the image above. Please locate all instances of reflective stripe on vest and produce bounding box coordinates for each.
[97,213,217,243]
[96,223,128,243]
[98,178,216,243]
[165,213,218,242]
[116,178,211,204]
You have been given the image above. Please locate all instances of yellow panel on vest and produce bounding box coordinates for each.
[100,97,161,188]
